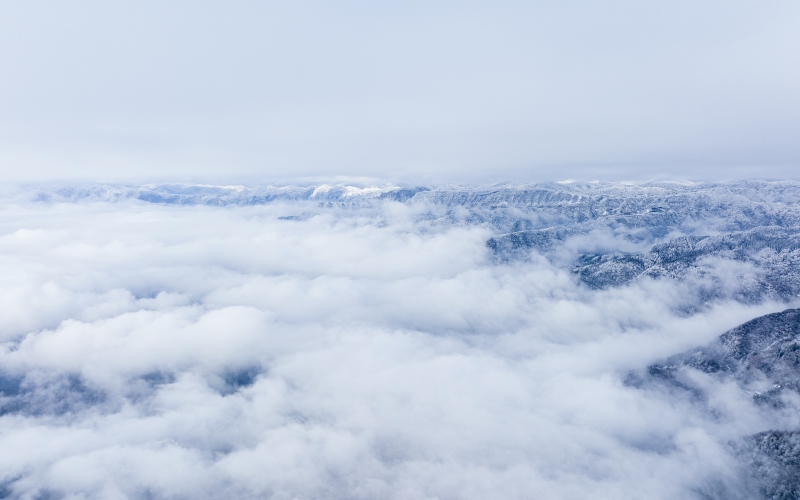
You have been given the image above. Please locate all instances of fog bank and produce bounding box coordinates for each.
[0,189,796,498]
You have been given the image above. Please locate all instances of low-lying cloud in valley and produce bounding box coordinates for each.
[1,181,799,499]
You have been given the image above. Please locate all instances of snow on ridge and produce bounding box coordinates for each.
[19,180,800,208]
[310,184,400,198]
[342,186,395,197]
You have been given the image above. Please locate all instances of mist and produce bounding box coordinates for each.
[1,186,796,499]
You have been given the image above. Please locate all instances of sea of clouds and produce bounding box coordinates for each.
[0,188,795,499]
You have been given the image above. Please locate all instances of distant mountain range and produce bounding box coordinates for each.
[35,180,800,307]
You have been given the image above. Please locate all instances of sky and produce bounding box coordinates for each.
[1,0,799,184]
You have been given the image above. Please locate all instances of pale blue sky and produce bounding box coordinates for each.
[1,1,799,183]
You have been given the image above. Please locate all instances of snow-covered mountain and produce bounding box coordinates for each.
[36,180,800,307]
[636,309,800,499]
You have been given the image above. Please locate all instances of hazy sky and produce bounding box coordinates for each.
[1,0,799,183]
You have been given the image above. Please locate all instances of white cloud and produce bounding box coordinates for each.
[0,195,790,499]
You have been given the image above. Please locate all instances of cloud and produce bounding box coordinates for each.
[0,193,793,499]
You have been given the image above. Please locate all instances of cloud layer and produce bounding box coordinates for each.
[0,192,795,499]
